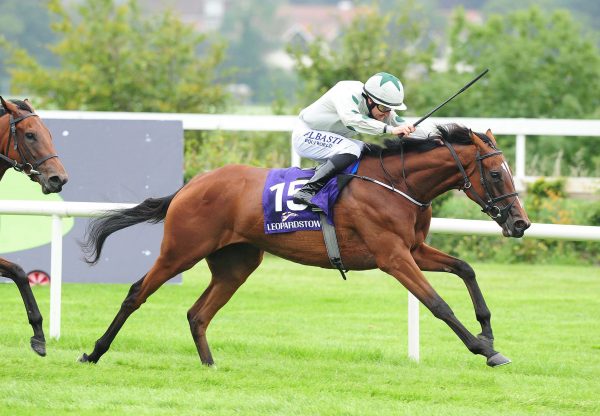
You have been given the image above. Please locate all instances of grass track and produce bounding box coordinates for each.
[1,257,599,415]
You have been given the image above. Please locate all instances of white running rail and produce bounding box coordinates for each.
[37,111,600,186]
[1,200,598,361]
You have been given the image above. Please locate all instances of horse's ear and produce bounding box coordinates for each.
[469,130,485,148]
[0,96,17,114]
[485,129,497,145]
[24,98,36,112]
[0,96,9,112]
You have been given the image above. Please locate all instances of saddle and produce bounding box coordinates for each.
[262,162,359,279]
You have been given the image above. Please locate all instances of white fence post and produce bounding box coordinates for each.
[408,292,420,362]
[515,134,527,191]
[49,214,63,340]
[291,136,301,167]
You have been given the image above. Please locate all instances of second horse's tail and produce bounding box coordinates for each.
[82,191,179,264]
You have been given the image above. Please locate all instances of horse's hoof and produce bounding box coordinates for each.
[30,337,46,357]
[487,352,511,367]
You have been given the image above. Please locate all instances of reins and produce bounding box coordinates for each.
[0,112,58,176]
[378,139,412,194]
[347,140,431,209]
[346,171,431,208]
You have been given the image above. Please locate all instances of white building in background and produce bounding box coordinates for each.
[143,0,226,32]
[266,2,368,71]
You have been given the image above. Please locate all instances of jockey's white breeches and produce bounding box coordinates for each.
[291,119,364,163]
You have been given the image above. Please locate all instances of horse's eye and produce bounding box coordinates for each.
[490,171,501,180]
[25,132,36,140]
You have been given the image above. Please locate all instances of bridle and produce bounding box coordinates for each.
[346,136,519,224]
[443,139,519,224]
[0,112,58,176]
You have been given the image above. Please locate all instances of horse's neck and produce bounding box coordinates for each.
[371,145,476,202]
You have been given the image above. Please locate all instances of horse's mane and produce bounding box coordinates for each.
[0,99,34,116]
[362,123,493,157]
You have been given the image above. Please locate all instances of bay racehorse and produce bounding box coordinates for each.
[80,124,530,367]
[0,97,68,356]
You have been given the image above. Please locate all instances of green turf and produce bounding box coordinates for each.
[1,257,599,415]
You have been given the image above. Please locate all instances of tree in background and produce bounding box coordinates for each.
[483,0,600,33]
[445,6,600,119]
[0,0,233,180]
[0,0,58,91]
[0,0,228,113]
[288,0,438,110]
[437,6,600,176]
[219,0,296,105]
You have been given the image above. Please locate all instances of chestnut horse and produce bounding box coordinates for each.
[80,124,530,367]
[0,97,68,356]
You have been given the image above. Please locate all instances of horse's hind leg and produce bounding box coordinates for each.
[412,243,494,344]
[79,243,211,364]
[187,243,264,366]
[0,257,46,356]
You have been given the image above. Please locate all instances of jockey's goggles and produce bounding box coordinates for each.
[375,103,392,113]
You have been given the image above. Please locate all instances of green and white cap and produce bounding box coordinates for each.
[363,72,407,110]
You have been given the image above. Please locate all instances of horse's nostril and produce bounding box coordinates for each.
[49,175,67,186]
[47,175,67,192]
[514,220,530,231]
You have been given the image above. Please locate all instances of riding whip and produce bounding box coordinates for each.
[411,68,489,129]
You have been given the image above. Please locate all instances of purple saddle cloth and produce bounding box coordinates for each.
[262,162,359,234]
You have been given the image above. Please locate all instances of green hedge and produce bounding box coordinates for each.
[429,178,600,265]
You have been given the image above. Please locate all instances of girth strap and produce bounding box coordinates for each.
[319,213,347,280]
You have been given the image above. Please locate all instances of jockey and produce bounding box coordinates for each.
[291,72,426,209]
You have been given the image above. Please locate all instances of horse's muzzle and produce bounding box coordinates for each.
[513,219,531,237]
[41,174,68,194]
[503,219,530,238]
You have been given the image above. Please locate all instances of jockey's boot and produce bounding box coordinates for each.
[293,153,358,209]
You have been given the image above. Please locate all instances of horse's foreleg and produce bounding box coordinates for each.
[187,244,264,366]
[377,248,509,367]
[0,257,46,356]
[412,243,494,345]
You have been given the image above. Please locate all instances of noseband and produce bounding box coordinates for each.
[443,140,518,224]
[0,113,58,176]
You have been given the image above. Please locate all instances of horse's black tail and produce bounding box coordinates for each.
[82,191,180,265]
